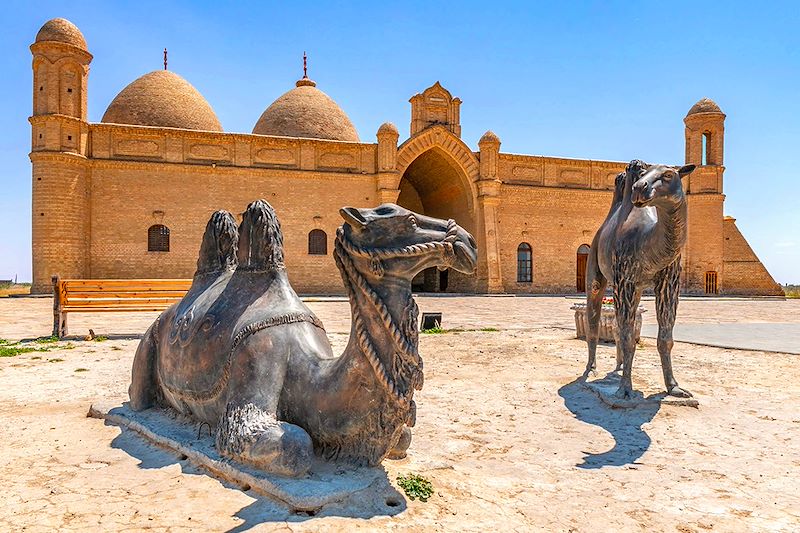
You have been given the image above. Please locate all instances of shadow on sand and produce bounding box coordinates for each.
[107,420,406,532]
[558,374,661,469]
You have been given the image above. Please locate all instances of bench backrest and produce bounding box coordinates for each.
[54,278,192,311]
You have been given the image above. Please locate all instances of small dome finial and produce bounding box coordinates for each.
[296,51,316,87]
[163,48,168,70]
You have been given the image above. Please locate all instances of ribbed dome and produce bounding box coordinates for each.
[253,78,359,141]
[35,18,87,49]
[377,122,399,136]
[687,97,723,116]
[102,70,222,131]
[479,130,500,144]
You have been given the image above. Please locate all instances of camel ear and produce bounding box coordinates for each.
[678,164,696,177]
[339,207,368,229]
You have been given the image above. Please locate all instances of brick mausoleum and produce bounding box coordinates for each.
[29,18,783,296]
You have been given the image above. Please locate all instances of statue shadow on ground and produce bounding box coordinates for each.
[558,374,661,469]
[106,420,406,531]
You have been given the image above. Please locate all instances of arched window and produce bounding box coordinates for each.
[148,224,170,252]
[517,243,532,283]
[308,229,327,255]
[702,132,711,165]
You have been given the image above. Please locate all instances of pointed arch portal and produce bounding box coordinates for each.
[396,145,477,293]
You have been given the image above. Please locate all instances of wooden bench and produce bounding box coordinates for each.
[52,276,191,338]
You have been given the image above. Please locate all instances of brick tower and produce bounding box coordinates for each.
[30,18,92,293]
[682,98,726,294]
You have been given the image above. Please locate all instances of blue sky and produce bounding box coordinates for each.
[1,1,798,283]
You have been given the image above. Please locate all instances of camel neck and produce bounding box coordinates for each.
[656,198,688,259]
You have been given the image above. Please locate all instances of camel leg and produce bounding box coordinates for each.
[612,320,623,372]
[613,276,640,399]
[129,319,160,411]
[216,340,313,477]
[388,400,416,459]
[584,251,607,377]
[655,258,692,398]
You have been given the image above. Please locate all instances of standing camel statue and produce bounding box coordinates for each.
[129,200,478,477]
[583,160,696,399]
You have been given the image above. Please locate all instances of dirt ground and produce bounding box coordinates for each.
[1,296,798,532]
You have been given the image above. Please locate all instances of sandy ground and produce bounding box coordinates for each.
[1,296,799,532]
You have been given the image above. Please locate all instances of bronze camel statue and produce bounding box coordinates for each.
[584,160,696,399]
[129,200,478,476]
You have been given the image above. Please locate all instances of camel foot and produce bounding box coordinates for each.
[667,386,693,398]
[614,385,634,400]
[387,426,412,460]
[582,364,597,379]
[216,403,312,477]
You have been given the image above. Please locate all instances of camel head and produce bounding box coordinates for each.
[337,204,478,281]
[631,162,696,208]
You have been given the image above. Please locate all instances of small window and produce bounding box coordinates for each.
[148,224,170,252]
[517,243,532,283]
[39,86,43,91]
[308,229,327,255]
[67,135,72,141]
[705,271,718,294]
[702,133,710,165]
[67,88,72,93]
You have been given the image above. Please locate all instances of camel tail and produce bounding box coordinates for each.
[129,318,160,411]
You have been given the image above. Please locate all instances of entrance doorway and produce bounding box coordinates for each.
[397,147,475,293]
[576,244,590,292]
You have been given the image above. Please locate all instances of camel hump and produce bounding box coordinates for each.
[196,210,239,275]
[237,199,285,271]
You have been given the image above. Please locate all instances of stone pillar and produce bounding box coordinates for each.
[376,122,400,204]
[478,131,503,293]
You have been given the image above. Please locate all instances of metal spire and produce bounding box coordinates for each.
[303,51,307,79]
[163,48,168,70]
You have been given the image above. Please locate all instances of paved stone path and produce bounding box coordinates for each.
[641,322,800,355]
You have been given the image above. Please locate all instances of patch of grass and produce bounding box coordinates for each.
[64,343,76,350]
[0,339,55,358]
[421,326,446,334]
[93,335,109,342]
[396,473,434,502]
[47,358,64,363]
[0,345,38,357]
[0,283,31,297]
[480,327,500,332]
[74,368,89,372]
[34,335,60,344]
[0,339,9,345]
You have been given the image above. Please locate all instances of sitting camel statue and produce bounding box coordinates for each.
[129,200,478,476]
[583,160,696,399]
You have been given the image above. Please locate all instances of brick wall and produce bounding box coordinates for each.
[722,218,783,296]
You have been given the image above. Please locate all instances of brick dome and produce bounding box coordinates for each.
[687,97,723,116]
[252,78,359,141]
[101,70,222,131]
[35,18,87,49]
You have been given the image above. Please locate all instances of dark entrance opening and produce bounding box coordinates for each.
[397,147,474,293]
[576,244,590,292]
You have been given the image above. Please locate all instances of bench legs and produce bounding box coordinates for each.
[52,275,67,338]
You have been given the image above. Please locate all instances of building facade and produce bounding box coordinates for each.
[29,18,783,296]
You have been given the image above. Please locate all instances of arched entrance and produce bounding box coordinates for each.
[396,147,476,293]
[576,244,591,292]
